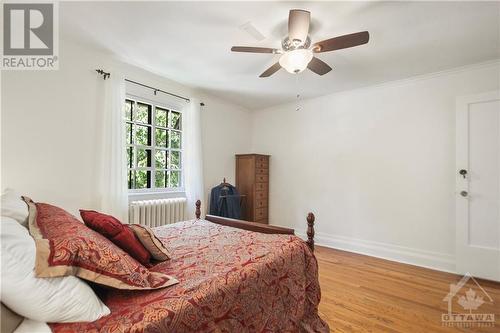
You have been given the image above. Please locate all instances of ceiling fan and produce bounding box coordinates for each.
[231,9,369,77]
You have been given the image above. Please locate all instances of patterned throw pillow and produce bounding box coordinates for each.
[129,224,172,261]
[79,210,151,266]
[23,197,178,290]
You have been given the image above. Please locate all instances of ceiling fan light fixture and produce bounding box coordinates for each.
[279,48,313,74]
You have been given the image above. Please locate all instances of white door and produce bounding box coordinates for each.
[456,91,500,281]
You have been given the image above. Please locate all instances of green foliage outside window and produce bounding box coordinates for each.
[125,98,182,191]
[170,131,181,149]
[169,111,181,130]
[155,129,168,148]
[171,151,181,169]
[156,108,168,127]
[170,171,181,187]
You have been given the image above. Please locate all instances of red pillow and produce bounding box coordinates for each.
[23,197,177,290]
[80,210,151,266]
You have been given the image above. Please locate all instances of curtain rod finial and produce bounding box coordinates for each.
[96,69,110,80]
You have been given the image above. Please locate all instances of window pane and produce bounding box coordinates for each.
[124,99,184,192]
[170,130,181,149]
[170,171,181,188]
[126,123,132,144]
[127,147,133,168]
[136,148,151,167]
[155,170,167,188]
[155,128,168,148]
[170,151,181,169]
[134,102,151,124]
[169,111,181,130]
[134,170,150,189]
[155,150,168,169]
[125,100,133,121]
[135,125,151,146]
[156,107,168,127]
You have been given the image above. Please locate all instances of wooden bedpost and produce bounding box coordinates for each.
[195,200,201,220]
[306,212,315,252]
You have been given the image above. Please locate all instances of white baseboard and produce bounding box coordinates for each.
[296,231,456,274]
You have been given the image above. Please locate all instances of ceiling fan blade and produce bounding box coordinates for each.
[239,22,266,41]
[231,46,278,54]
[313,31,369,53]
[288,9,310,43]
[307,57,332,75]
[259,62,281,77]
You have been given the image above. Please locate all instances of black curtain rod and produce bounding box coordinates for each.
[125,79,190,103]
[96,69,205,106]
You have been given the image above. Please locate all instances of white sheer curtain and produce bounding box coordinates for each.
[97,72,129,223]
[183,98,204,218]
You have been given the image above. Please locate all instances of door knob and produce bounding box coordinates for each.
[460,191,468,197]
[459,169,468,178]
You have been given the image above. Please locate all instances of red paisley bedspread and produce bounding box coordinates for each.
[50,220,329,333]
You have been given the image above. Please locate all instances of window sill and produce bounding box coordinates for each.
[128,191,186,202]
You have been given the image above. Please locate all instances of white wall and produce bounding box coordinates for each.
[1,39,251,216]
[199,92,252,208]
[250,61,500,272]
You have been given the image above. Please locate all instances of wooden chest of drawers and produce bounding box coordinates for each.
[235,154,269,224]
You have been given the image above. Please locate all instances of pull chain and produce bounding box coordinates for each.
[295,74,301,111]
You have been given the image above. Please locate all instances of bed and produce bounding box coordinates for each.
[49,201,328,332]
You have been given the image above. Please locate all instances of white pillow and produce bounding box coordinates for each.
[14,319,51,333]
[1,189,29,227]
[0,216,111,323]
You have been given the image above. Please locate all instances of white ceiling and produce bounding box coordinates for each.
[60,1,500,110]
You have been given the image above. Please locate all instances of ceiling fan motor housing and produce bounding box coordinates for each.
[282,36,311,51]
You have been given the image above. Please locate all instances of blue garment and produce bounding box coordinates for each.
[209,184,242,219]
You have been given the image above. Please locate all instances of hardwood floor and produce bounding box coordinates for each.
[315,246,500,333]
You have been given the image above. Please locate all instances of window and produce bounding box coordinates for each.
[125,98,183,191]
